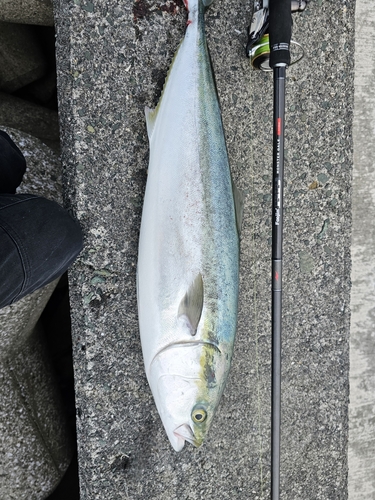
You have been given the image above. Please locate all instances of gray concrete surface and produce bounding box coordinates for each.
[0,292,71,500]
[54,0,354,498]
[4,127,62,201]
[0,130,74,499]
[0,0,54,26]
[349,0,375,498]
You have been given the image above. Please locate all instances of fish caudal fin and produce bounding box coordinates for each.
[183,0,215,11]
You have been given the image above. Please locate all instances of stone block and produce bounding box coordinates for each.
[0,22,47,92]
[0,0,54,27]
[0,129,74,499]
[23,71,58,106]
[0,94,59,151]
[0,296,74,500]
[349,0,375,497]
[4,127,62,201]
[0,127,62,200]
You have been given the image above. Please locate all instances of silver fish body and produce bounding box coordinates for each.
[137,0,242,451]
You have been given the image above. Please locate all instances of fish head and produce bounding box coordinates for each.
[149,341,230,451]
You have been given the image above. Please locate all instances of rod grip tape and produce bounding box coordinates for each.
[269,0,292,67]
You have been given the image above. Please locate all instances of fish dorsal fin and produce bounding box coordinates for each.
[232,179,245,235]
[178,273,204,336]
[145,106,157,139]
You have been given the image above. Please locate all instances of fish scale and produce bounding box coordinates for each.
[137,0,243,451]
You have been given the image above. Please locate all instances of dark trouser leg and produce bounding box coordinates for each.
[0,131,27,194]
[0,131,83,309]
[0,194,83,309]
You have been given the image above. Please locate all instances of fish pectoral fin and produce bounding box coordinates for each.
[178,273,204,336]
[145,106,157,139]
[232,179,245,235]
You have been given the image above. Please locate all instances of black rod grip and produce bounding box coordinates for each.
[269,0,292,68]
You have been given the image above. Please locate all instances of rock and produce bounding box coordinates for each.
[9,127,62,201]
[0,0,54,26]
[349,0,375,496]
[0,94,60,152]
[22,71,58,106]
[0,22,47,92]
[0,129,74,499]
[0,287,74,500]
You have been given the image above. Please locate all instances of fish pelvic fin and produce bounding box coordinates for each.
[232,179,245,236]
[178,273,204,335]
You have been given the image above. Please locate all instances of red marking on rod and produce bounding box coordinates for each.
[275,271,279,281]
[187,19,192,26]
[276,118,281,136]
[183,0,189,9]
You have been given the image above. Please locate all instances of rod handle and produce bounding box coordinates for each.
[269,0,292,68]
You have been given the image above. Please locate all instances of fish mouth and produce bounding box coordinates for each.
[174,423,202,449]
[151,340,221,368]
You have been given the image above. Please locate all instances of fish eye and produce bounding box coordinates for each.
[191,407,207,423]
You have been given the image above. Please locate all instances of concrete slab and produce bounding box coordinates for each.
[0,0,54,26]
[349,0,375,498]
[0,130,73,499]
[0,302,73,500]
[54,0,354,498]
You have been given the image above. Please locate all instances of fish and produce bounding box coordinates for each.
[137,0,243,452]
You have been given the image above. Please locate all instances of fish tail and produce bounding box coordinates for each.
[184,0,214,26]
[183,0,215,11]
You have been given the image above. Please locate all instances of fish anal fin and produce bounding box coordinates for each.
[178,273,204,336]
[232,179,245,235]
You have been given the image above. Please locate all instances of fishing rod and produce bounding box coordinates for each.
[246,1,306,498]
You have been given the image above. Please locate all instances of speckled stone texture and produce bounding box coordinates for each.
[54,1,354,498]
[4,128,63,195]
[0,0,54,26]
[349,0,375,497]
[0,291,73,500]
[0,130,74,499]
